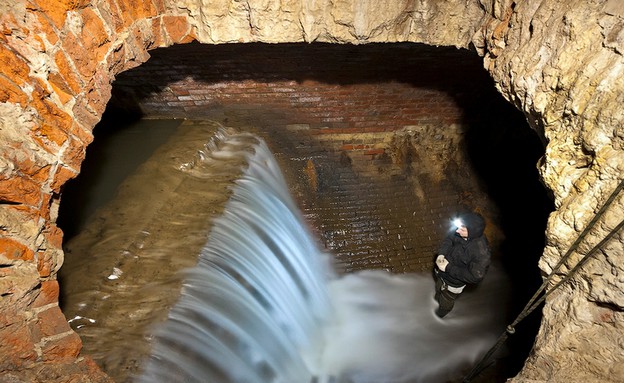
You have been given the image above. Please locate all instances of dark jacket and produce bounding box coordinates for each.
[437,212,491,287]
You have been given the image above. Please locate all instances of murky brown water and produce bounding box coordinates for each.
[60,120,250,382]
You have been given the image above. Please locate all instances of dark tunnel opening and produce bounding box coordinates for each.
[459,90,554,376]
[57,42,554,382]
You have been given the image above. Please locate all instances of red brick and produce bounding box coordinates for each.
[27,0,91,30]
[54,51,83,96]
[116,0,156,26]
[71,97,101,128]
[51,165,78,193]
[37,249,55,278]
[96,0,124,33]
[148,17,165,49]
[162,15,193,44]
[0,45,29,88]
[0,237,35,261]
[78,8,110,64]
[0,75,29,104]
[41,331,82,361]
[62,32,95,81]
[37,306,72,338]
[0,323,37,369]
[33,280,60,308]
[0,176,42,206]
[48,72,75,105]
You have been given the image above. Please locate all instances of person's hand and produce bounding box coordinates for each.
[436,255,449,272]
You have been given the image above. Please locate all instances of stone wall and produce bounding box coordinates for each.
[482,1,624,381]
[0,0,622,382]
[0,1,193,380]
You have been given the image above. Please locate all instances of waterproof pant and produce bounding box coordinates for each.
[434,274,460,318]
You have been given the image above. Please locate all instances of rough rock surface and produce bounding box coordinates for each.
[0,0,622,382]
[481,1,624,381]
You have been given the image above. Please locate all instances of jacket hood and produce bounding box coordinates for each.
[461,212,486,239]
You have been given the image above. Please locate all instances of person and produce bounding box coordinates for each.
[433,211,491,318]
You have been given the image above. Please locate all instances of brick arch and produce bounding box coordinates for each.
[0,2,194,378]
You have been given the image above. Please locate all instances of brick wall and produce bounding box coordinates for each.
[111,42,483,126]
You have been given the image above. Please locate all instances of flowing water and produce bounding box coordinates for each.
[133,127,511,383]
[320,264,510,383]
[137,131,334,383]
[61,120,511,383]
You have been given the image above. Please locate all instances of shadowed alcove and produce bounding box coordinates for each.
[57,42,553,382]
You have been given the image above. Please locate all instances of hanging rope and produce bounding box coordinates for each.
[462,176,624,382]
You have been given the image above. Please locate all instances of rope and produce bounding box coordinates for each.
[462,177,624,382]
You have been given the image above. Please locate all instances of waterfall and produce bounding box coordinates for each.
[135,127,512,383]
[137,130,334,383]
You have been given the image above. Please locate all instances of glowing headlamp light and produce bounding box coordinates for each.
[452,218,464,228]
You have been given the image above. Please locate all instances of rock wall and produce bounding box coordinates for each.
[0,1,193,381]
[481,1,624,381]
[0,0,622,381]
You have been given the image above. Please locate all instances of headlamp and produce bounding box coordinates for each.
[452,218,464,228]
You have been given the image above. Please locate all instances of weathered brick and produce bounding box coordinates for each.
[36,248,59,278]
[33,280,60,308]
[162,15,194,44]
[0,176,42,206]
[148,16,165,49]
[114,0,154,28]
[27,0,90,30]
[45,223,64,250]
[71,97,101,128]
[32,10,60,45]
[11,155,52,184]
[85,71,112,117]
[47,72,74,105]
[0,322,37,369]
[0,237,35,262]
[32,122,69,149]
[38,192,53,222]
[79,8,110,63]
[40,331,82,361]
[37,306,72,338]
[62,32,95,81]
[0,75,29,104]
[0,44,29,90]
[50,165,78,194]
[53,51,83,96]
[30,83,73,148]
